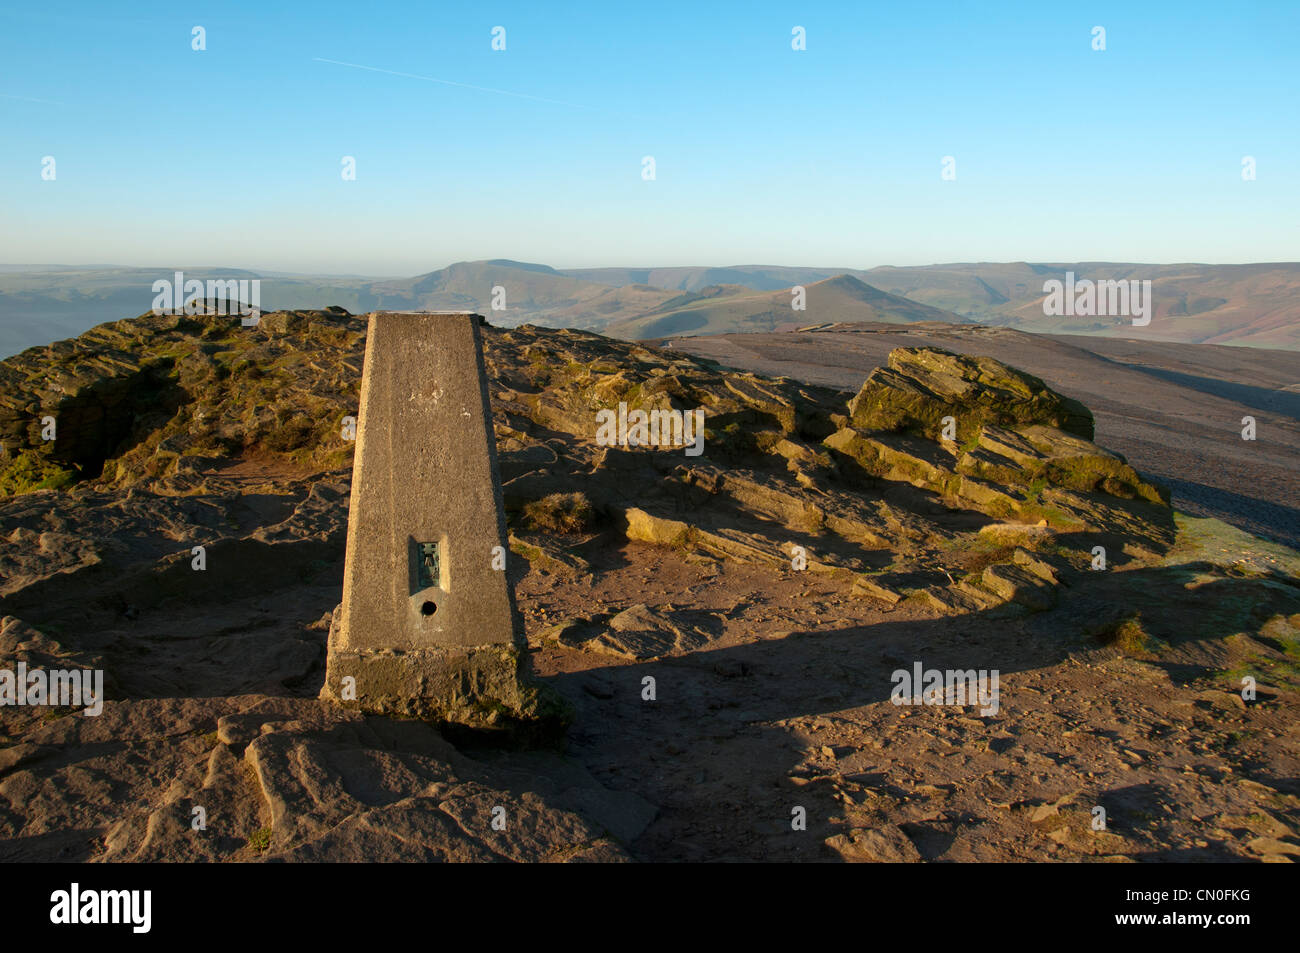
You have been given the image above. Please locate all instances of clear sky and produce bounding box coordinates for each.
[1,1,1296,275]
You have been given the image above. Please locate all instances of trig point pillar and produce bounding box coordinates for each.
[322,311,548,730]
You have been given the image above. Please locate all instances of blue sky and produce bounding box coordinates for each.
[1,1,1296,275]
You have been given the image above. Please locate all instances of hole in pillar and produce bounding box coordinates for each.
[421,600,437,616]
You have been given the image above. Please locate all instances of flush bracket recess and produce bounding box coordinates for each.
[410,538,445,617]
[418,541,442,589]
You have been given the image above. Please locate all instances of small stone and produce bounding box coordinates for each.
[825,825,922,863]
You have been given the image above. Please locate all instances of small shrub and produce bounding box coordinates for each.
[247,827,273,852]
[1022,475,1050,505]
[0,450,78,496]
[1090,612,1158,659]
[521,492,596,534]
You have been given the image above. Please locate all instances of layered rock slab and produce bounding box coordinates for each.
[847,346,1094,441]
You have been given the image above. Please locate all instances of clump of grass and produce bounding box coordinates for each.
[247,827,273,852]
[527,349,556,385]
[671,525,701,554]
[1021,475,1050,505]
[0,449,78,496]
[1090,612,1159,659]
[521,492,596,534]
[261,414,318,453]
[940,535,1016,573]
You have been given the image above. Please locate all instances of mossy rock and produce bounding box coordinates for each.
[847,347,1094,442]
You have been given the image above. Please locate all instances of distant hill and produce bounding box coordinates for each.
[603,274,964,338]
[0,260,683,356]
[569,261,1300,349]
[558,265,845,292]
[3,259,1297,357]
[0,267,370,358]
[858,262,1300,348]
[357,259,685,330]
[984,263,1300,349]
[358,260,593,313]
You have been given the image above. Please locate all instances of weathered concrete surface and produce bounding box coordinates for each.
[323,312,538,727]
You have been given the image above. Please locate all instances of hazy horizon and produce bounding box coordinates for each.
[3,257,1300,281]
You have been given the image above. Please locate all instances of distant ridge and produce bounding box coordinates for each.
[604,274,965,338]
[2,260,1298,357]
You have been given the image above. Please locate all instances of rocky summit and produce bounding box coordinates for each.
[0,309,1297,862]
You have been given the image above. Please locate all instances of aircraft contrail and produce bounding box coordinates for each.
[312,57,590,109]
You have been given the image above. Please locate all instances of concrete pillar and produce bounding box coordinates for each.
[321,312,548,729]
